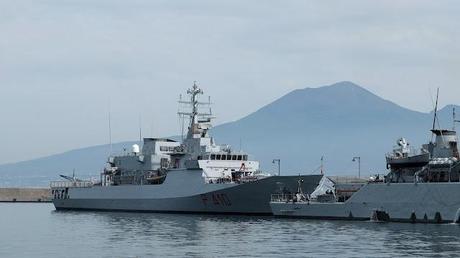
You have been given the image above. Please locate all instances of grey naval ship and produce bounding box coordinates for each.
[51,83,322,214]
[271,108,460,223]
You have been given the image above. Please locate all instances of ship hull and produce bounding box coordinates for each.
[271,182,460,223]
[53,172,322,214]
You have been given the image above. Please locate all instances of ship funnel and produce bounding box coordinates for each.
[132,144,140,154]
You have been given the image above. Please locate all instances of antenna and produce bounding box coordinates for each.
[432,87,439,131]
[454,107,456,130]
[177,81,209,138]
[138,114,142,145]
[150,116,154,138]
[320,156,324,175]
[179,94,185,140]
[109,109,112,156]
[181,116,185,141]
[429,88,441,143]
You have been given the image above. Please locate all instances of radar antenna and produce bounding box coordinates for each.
[187,81,203,126]
[177,81,214,139]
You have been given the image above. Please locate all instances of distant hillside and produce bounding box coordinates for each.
[0,142,136,186]
[1,81,458,186]
[213,82,441,175]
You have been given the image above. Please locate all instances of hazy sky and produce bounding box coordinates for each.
[1,0,459,164]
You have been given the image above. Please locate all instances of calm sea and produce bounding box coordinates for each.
[1,203,459,258]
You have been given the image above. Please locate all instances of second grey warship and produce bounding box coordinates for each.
[271,105,460,223]
[51,83,321,214]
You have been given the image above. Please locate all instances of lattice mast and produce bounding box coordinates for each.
[178,82,213,139]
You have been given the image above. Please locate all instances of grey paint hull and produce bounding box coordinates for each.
[54,172,322,214]
[271,182,460,223]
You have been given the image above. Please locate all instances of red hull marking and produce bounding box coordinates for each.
[200,194,208,205]
[211,193,232,206]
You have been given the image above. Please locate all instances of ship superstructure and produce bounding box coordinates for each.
[102,83,261,187]
[51,83,322,214]
[385,131,459,183]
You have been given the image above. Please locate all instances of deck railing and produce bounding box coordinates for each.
[50,181,93,188]
[271,194,308,203]
[205,175,263,184]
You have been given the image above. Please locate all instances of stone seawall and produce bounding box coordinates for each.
[0,188,51,202]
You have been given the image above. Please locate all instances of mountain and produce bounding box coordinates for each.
[1,81,458,186]
[0,141,136,186]
[212,81,439,175]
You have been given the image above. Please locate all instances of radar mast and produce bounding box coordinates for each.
[178,82,213,139]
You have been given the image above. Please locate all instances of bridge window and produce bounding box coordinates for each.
[227,155,231,160]
[221,155,226,160]
[211,154,216,160]
[237,155,242,160]
[232,155,237,160]
[217,154,221,160]
[160,146,176,152]
[243,155,248,161]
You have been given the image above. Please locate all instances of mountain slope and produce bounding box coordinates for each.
[218,81,428,132]
[1,81,458,186]
[211,82,456,175]
[0,142,136,186]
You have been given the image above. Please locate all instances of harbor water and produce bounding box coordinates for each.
[1,203,460,257]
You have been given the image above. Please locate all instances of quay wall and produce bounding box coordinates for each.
[0,188,51,202]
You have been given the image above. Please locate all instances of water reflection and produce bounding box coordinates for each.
[3,203,458,257]
[50,209,460,257]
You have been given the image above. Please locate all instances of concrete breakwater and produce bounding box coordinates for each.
[0,188,51,202]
